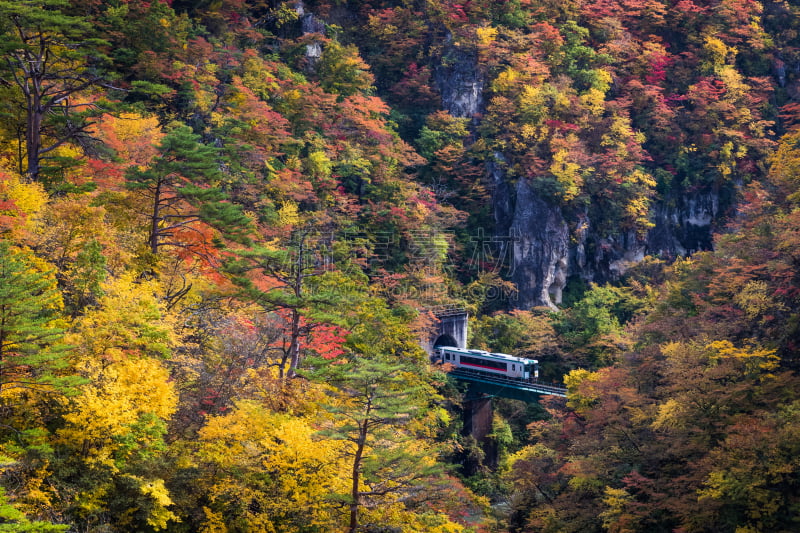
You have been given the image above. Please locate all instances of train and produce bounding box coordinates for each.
[433,345,539,380]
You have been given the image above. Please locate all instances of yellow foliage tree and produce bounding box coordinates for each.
[69,273,174,359]
[50,272,179,530]
[196,399,347,532]
[0,169,48,241]
[564,368,601,413]
[56,355,176,468]
[550,147,584,202]
[768,129,800,205]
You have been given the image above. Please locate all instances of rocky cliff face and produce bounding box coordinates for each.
[289,5,744,312]
[647,190,721,257]
[295,1,325,66]
[499,180,722,309]
[509,178,569,310]
[489,152,514,233]
[572,217,647,284]
[488,148,652,309]
[429,44,728,309]
[434,36,484,119]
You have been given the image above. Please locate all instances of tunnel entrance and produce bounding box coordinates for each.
[433,334,458,348]
[419,307,468,355]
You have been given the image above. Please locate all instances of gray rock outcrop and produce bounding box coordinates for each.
[509,178,569,310]
[434,36,484,119]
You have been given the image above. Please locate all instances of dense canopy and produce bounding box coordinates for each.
[0,1,799,532]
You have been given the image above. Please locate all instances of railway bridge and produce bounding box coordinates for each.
[422,307,568,467]
[422,306,567,401]
[453,368,567,401]
[452,368,567,466]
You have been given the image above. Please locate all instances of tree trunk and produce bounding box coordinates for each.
[348,421,367,533]
[25,86,42,182]
[150,178,163,254]
[287,308,301,378]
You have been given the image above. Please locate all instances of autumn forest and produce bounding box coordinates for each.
[1,0,800,531]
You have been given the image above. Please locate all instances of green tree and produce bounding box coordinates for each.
[0,242,76,397]
[555,283,645,367]
[226,230,353,379]
[0,486,67,532]
[0,0,109,182]
[125,125,251,255]
[316,40,375,97]
[306,300,449,532]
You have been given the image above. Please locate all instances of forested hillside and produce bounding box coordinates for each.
[1,1,800,532]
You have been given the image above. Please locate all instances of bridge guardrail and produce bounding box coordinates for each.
[449,368,568,397]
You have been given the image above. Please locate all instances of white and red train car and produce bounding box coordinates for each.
[433,346,539,380]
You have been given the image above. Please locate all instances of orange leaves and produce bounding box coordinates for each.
[247,266,287,294]
[168,221,228,278]
[88,112,164,190]
[307,323,348,360]
[95,112,164,167]
[216,76,292,169]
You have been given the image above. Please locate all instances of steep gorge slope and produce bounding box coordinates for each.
[325,0,786,309]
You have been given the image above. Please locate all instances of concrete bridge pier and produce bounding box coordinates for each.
[464,395,493,443]
[462,390,499,471]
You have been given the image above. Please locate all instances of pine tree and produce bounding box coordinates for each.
[0,242,77,396]
[305,300,446,532]
[225,229,354,379]
[0,0,109,182]
[125,125,251,255]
